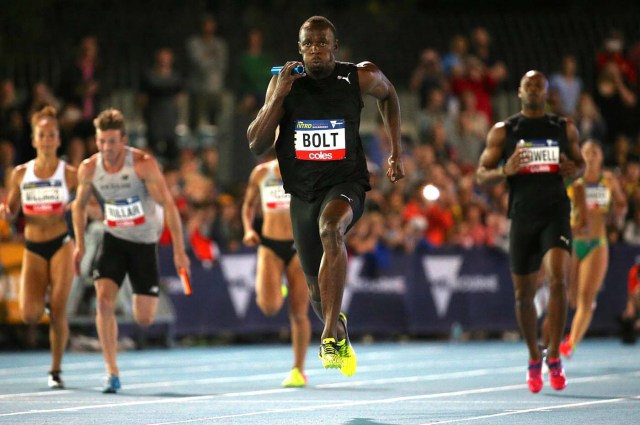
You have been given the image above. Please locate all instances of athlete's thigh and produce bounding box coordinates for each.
[132,293,158,324]
[126,242,160,296]
[256,246,286,301]
[19,250,49,315]
[49,241,74,313]
[579,245,609,295]
[285,255,309,314]
[290,196,323,276]
[509,217,543,275]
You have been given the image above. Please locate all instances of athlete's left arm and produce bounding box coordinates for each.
[605,170,628,221]
[137,154,191,277]
[570,180,589,236]
[559,120,584,178]
[358,61,404,183]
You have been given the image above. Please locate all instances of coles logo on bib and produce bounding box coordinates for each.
[517,139,560,174]
[294,119,346,161]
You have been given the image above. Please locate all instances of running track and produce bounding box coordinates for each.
[0,339,638,424]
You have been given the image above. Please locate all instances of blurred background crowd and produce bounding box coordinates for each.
[2,0,640,274]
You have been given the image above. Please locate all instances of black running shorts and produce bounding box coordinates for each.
[508,204,572,275]
[290,181,366,276]
[93,232,161,296]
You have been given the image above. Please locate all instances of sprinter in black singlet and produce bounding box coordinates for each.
[247,16,404,377]
[476,70,583,393]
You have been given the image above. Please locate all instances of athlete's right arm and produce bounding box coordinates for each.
[0,165,25,221]
[476,123,508,187]
[241,165,264,247]
[476,122,527,187]
[247,62,304,156]
[72,157,97,275]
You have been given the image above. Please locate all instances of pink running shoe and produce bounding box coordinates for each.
[559,335,573,358]
[527,359,543,393]
[547,357,567,390]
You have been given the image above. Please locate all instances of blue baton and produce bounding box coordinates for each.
[271,65,305,75]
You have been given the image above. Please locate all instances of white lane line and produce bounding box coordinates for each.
[2,369,636,421]
[420,395,640,424]
[0,390,73,399]
[145,371,640,425]
[0,388,295,418]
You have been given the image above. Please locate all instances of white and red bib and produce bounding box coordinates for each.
[517,139,560,174]
[20,160,69,215]
[104,196,146,227]
[294,119,346,161]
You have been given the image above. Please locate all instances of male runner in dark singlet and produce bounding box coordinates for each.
[247,16,404,376]
[476,70,583,393]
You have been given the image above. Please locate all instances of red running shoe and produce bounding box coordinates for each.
[547,357,567,390]
[559,335,573,358]
[527,359,543,393]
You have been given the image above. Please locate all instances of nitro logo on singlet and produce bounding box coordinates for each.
[585,184,610,210]
[262,178,290,211]
[294,119,346,161]
[21,180,65,214]
[104,196,146,227]
[517,139,560,174]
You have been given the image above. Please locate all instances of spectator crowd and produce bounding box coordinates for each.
[2,21,640,274]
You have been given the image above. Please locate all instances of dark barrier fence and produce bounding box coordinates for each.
[159,244,638,338]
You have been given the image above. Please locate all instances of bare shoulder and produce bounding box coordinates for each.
[11,162,28,177]
[79,154,98,171]
[602,169,617,181]
[131,147,155,164]
[64,162,78,175]
[356,61,377,72]
[250,161,271,182]
[492,121,507,130]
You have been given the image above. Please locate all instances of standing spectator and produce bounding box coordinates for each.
[549,54,583,118]
[448,90,490,167]
[574,92,607,143]
[416,87,452,146]
[409,48,446,111]
[451,56,498,124]
[138,47,184,167]
[593,62,637,164]
[186,14,228,131]
[237,28,274,115]
[58,36,105,143]
[441,34,469,78]
[0,79,30,163]
[596,29,637,88]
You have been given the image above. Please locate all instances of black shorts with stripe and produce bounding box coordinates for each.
[93,232,160,296]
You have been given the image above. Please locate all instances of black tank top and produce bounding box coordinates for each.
[276,62,371,201]
[502,113,570,218]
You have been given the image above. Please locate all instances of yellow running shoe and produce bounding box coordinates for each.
[337,313,357,377]
[319,338,342,369]
[281,367,307,387]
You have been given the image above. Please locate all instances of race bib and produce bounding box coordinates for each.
[585,184,610,210]
[104,196,146,227]
[517,139,560,174]
[21,180,65,214]
[262,178,290,211]
[294,119,346,161]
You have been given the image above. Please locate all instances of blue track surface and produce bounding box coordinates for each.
[1,339,639,424]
